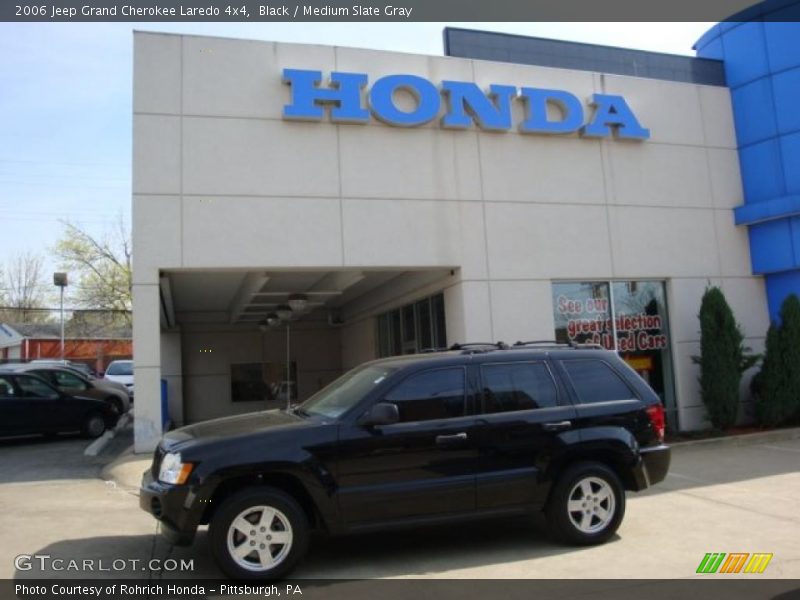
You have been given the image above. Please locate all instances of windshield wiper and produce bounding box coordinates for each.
[291,406,310,417]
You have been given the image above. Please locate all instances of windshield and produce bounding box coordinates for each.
[106,361,133,376]
[300,365,395,419]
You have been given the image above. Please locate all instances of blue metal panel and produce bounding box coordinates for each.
[730,77,778,146]
[739,139,786,203]
[766,270,800,321]
[772,67,800,135]
[765,20,800,73]
[719,22,770,87]
[734,194,800,226]
[749,219,795,273]
[780,130,800,195]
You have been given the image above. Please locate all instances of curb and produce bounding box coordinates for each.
[84,412,132,457]
[669,426,800,449]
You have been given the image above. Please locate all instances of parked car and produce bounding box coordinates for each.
[0,369,120,438]
[29,359,95,378]
[104,360,134,399]
[140,342,670,580]
[1,364,130,413]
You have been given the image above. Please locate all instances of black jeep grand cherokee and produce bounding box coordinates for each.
[141,342,670,579]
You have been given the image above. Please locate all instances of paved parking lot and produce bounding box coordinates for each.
[0,430,798,580]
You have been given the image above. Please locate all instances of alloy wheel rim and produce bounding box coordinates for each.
[227,505,293,571]
[566,476,616,534]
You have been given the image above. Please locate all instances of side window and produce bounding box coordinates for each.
[52,370,88,390]
[31,370,56,386]
[384,368,466,422]
[0,376,15,398]
[562,359,635,404]
[16,375,60,400]
[480,362,558,413]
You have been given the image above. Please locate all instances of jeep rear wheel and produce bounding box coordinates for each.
[545,462,625,545]
[210,487,309,580]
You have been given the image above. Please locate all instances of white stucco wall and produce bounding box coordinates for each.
[132,31,767,450]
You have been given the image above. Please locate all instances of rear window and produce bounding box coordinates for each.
[480,362,558,413]
[561,359,635,404]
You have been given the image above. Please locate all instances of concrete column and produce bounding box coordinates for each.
[133,282,163,453]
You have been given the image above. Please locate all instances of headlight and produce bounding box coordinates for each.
[158,452,194,485]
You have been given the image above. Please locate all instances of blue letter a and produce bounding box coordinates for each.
[582,94,650,140]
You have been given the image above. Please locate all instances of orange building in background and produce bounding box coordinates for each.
[0,323,132,375]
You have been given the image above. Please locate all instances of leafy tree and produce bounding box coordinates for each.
[53,218,132,326]
[693,286,758,430]
[757,294,800,426]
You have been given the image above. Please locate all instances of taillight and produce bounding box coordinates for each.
[646,403,665,442]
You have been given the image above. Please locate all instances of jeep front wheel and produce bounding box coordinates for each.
[210,487,309,580]
[545,462,625,545]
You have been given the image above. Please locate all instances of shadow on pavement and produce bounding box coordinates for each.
[0,420,133,485]
[15,514,597,580]
[640,437,800,496]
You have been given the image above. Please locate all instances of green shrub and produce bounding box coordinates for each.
[757,294,800,426]
[693,287,758,430]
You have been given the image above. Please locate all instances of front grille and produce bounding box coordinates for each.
[151,445,165,479]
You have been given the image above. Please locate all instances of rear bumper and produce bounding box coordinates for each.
[139,470,200,546]
[631,444,671,490]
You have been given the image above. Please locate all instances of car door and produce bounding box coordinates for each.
[14,374,68,433]
[336,366,479,527]
[42,369,96,400]
[0,375,26,436]
[473,360,578,510]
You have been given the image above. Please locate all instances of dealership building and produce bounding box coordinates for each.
[131,6,800,452]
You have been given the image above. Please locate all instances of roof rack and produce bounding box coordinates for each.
[512,340,570,348]
[449,342,509,354]
[569,342,605,350]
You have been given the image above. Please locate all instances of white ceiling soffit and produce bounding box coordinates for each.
[228,273,270,324]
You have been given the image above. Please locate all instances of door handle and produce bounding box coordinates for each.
[436,432,468,446]
[542,420,572,432]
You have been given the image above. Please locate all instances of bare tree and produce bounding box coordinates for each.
[54,217,132,326]
[0,252,49,323]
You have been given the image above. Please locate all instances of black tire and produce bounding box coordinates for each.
[210,486,309,580]
[545,461,625,546]
[82,413,107,438]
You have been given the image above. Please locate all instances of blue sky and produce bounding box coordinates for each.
[0,22,712,278]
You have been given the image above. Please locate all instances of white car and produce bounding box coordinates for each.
[104,360,134,399]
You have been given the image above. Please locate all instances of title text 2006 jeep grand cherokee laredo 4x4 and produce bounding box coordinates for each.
[141,342,670,579]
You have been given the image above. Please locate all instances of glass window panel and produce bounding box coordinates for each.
[480,362,558,413]
[417,298,433,351]
[16,375,60,400]
[611,280,675,422]
[552,282,613,349]
[561,359,634,403]
[385,368,466,422]
[432,293,447,349]
[390,310,402,356]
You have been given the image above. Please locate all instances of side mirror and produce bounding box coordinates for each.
[358,402,399,427]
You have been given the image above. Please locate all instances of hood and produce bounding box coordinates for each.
[164,409,310,447]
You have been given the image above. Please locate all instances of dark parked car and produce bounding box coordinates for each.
[1,364,131,413]
[141,342,670,580]
[0,369,120,439]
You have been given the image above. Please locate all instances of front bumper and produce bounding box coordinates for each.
[139,470,201,546]
[631,444,671,490]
